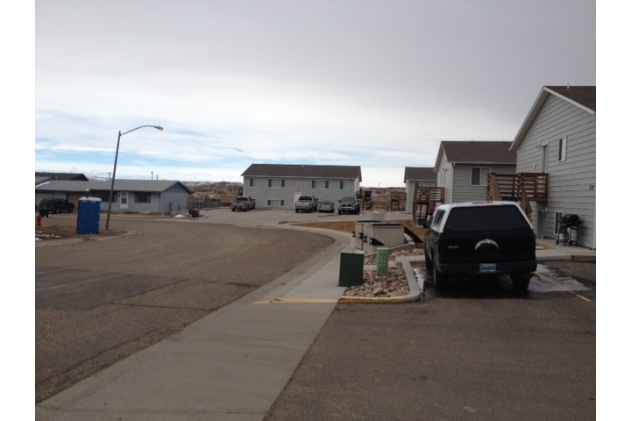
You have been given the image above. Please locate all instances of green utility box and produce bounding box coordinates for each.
[376,247,389,276]
[338,249,365,287]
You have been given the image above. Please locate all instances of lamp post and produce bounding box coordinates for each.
[105,125,163,230]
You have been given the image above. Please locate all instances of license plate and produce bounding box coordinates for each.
[480,263,496,272]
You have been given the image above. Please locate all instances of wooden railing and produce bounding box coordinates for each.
[487,173,547,220]
[412,187,445,224]
[518,172,548,203]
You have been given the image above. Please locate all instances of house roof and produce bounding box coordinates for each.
[403,167,435,182]
[36,176,52,186]
[510,86,596,151]
[242,164,362,181]
[434,141,515,171]
[35,172,89,181]
[35,179,193,194]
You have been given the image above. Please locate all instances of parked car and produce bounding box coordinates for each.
[231,196,256,211]
[295,195,318,213]
[338,196,360,215]
[424,201,537,291]
[318,200,335,213]
[39,198,75,214]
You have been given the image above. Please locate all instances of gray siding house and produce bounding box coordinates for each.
[35,179,192,214]
[434,141,516,203]
[510,86,596,249]
[241,164,362,208]
[403,167,436,213]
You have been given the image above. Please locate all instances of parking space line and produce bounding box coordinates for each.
[254,298,340,304]
[534,271,593,303]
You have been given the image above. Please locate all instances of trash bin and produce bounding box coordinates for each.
[338,249,365,287]
[76,197,101,234]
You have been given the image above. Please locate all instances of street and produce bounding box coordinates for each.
[266,262,596,421]
[35,216,333,403]
[35,210,596,420]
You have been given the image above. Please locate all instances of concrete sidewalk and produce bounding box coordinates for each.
[36,229,352,421]
[35,219,595,420]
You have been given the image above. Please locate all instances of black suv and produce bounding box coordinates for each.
[39,198,75,214]
[424,201,536,290]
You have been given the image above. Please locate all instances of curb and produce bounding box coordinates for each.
[338,259,423,304]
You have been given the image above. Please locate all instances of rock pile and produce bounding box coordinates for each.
[343,266,410,297]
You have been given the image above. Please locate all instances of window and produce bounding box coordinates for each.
[471,167,490,185]
[268,179,285,188]
[249,178,258,187]
[311,180,329,189]
[267,199,285,207]
[432,210,445,228]
[339,180,348,190]
[135,192,151,203]
[446,206,529,231]
[92,191,111,201]
[558,137,567,161]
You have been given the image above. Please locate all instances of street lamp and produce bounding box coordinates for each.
[105,125,163,230]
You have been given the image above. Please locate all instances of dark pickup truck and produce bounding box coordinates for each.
[424,201,537,290]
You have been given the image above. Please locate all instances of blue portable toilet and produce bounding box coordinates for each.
[76,197,102,234]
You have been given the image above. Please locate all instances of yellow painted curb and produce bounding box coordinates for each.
[534,271,593,303]
[338,296,407,304]
[254,298,340,304]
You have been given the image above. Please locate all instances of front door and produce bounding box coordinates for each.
[120,192,129,210]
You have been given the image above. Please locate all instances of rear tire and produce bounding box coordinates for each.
[424,244,433,270]
[511,274,531,291]
[433,264,447,290]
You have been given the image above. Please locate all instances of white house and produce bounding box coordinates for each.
[403,167,436,213]
[509,86,596,249]
[434,141,516,204]
[36,179,192,214]
[241,164,362,208]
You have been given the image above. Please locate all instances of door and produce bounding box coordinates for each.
[120,192,129,210]
[293,192,302,205]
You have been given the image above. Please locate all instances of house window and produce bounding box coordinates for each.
[558,137,567,161]
[471,167,490,185]
[249,178,258,187]
[92,191,111,202]
[268,179,285,188]
[311,180,329,189]
[339,180,348,190]
[135,192,151,203]
[267,199,285,207]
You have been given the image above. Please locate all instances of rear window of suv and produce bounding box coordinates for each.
[445,205,529,231]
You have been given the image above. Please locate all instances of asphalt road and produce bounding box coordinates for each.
[265,263,596,421]
[35,216,333,403]
[36,209,596,420]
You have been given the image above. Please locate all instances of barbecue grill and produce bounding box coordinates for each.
[556,214,581,246]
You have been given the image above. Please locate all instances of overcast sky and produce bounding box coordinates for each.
[33,0,595,187]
